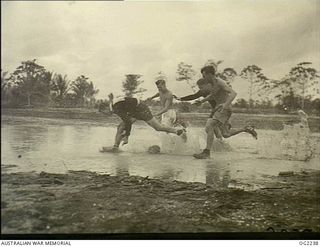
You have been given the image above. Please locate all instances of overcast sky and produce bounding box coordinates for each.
[1,0,319,100]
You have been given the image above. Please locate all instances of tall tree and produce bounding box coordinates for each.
[287,62,319,110]
[50,74,70,107]
[86,81,99,106]
[267,62,319,111]
[240,65,269,109]
[9,59,52,106]
[176,62,196,92]
[71,75,99,107]
[122,74,146,97]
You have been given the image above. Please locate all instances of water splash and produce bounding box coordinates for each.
[159,128,201,155]
[258,111,314,161]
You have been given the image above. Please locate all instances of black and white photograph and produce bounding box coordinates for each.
[1,0,319,239]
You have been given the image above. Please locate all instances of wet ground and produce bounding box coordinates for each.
[2,169,320,233]
[1,114,320,233]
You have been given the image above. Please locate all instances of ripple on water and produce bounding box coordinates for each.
[2,121,319,191]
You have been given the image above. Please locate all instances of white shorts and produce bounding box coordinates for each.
[161,109,177,127]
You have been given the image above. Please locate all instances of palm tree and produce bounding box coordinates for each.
[51,74,70,106]
[71,75,99,107]
[85,81,99,107]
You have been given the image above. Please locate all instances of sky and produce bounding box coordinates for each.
[1,0,319,100]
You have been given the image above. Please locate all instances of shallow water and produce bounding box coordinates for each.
[1,116,319,190]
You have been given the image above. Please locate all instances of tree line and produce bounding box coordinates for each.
[175,60,319,114]
[1,60,99,108]
[1,58,319,115]
[1,59,148,109]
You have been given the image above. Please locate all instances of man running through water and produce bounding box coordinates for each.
[100,93,186,152]
[174,80,225,140]
[147,79,186,128]
[176,65,257,159]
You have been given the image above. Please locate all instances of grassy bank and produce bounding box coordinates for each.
[1,107,320,132]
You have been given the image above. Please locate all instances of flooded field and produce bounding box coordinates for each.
[2,115,319,190]
[1,115,320,234]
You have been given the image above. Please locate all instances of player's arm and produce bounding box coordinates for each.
[147,93,160,101]
[177,91,203,101]
[198,93,215,104]
[154,94,173,116]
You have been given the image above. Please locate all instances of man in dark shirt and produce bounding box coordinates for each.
[100,93,186,152]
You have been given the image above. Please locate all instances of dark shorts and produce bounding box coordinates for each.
[132,102,153,121]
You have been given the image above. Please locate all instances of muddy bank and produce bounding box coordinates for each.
[2,107,320,131]
[1,168,320,234]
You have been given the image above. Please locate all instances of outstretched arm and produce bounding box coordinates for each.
[198,93,215,104]
[147,93,160,101]
[178,91,203,101]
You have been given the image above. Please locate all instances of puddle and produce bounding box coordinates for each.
[2,116,319,191]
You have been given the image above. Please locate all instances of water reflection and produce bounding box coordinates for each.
[4,125,49,154]
[156,168,182,181]
[114,155,130,176]
[204,162,232,188]
[2,118,320,191]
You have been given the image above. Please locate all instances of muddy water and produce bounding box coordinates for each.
[2,116,319,190]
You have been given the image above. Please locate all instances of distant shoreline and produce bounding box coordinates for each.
[1,107,320,132]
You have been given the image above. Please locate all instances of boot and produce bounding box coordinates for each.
[193,149,210,159]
